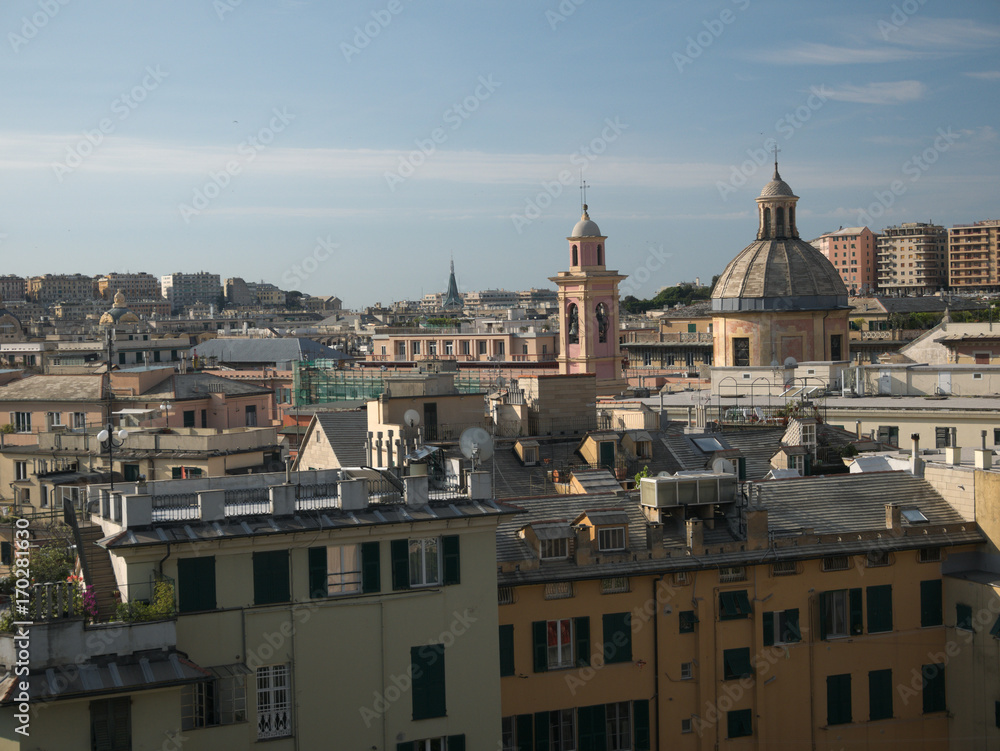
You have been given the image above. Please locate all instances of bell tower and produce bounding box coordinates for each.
[550,198,629,395]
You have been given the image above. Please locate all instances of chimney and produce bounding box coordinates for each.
[885,503,902,536]
[855,420,862,439]
[945,427,961,466]
[976,429,993,470]
[746,508,768,550]
[646,522,665,557]
[685,517,703,552]
[910,433,923,477]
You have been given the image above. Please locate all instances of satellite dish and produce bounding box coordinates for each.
[711,457,732,474]
[657,471,672,477]
[403,409,420,427]
[459,427,494,469]
[783,357,798,369]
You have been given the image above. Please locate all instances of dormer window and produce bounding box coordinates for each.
[597,526,626,552]
[540,538,569,560]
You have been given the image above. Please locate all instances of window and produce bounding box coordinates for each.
[919,547,941,563]
[256,664,291,739]
[727,708,752,738]
[549,708,575,751]
[544,582,574,600]
[460,340,469,355]
[499,625,515,677]
[771,560,797,576]
[877,425,899,445]
[412,341,421,355]
[719,590,752,620]
[679,610,698,633]
[719,566,746,583]
[13,412,30,433]
[869,669,893,721]
[390,536,460,590]
[605,701,631,751]
[922,664,946,713]
[14,461,27,481]
[498,586,516,606]
[540,538,569,560]
[122,464,141,482]
[253,550,290,605]
[245,405,257,427]
[827,673,852,725]
[867,585,893,633]
[48,411,62,426]
[532,617,589,671]
[723,648,753,681]
[935,427,953,448]
[866,550,890,568]
[412,644,446,720]
[600,577,629,594]
[444,341,453,356]
[920,580,943,627]
[680,662,693,679]
[733,338,750,367]
[178,556,216,613]
[501,717,516,751]
[602,612,632,664]
[819,589,862,639]
[90,697,130,751]
[673,571,690,586]
[496,341,505,356]
[0,542,10,566]
[956,602,973,631]
[73,412,87,429]
[428,341,437,356]
[822,556,849,572]
[183,410,195,428]
[830,334,843,361]
[478,340,487,355]
[309,542,379,596]
[598,526,626,552]
[800,422,816,447]
[763,608,801,645]
[181,666,248,729]
[681,718,693,734]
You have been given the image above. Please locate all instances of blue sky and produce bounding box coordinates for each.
[1,0,998,308]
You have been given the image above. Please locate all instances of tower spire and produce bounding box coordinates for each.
[772,144,781,179]
[580,174,589,216]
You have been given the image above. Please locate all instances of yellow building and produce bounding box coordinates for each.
[497,469,981,749]
[0,469,515,749]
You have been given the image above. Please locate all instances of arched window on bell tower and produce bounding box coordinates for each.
[597,245,603,266]
[572,245,578,266]
[567,303,579,344]
[596,303,609,343]
[762,207,772,239]
[776,207,785,237]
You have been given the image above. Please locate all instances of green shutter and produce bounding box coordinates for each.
[446,734,465,751]
[849,588,863,635]
[499,624,515,677]
[577,704,607,751]
[253,550,290,605]
[869,669,893,721]
[920,580,943,627]
[762,611,775,646]
[532,621,548,673]
[602,612,632,664]
[633,699,651,750]
[867,585,893,633]
[361,541,380,593]
[922,663,946,713]
[390,539,410,590]
[516,714,533,751]
[411,644,446,720]
[957,603,973,631]
[574,616,591,667]
[308,547,326,598]
[177,556,215,613]
[534,711,549,749]
[727,708,752,738]
[723,648,752,680]
[785,608,801,643]
[442,535,460,585]
[827,673,852,725]
[819,592,829,641]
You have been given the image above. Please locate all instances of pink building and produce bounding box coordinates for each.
[813,226,879,294]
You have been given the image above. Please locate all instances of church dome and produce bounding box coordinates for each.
[712,165,847,312]
[570,206,603,237]
[100,290,141,325]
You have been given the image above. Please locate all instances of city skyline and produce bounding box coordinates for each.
[0,0,998,308]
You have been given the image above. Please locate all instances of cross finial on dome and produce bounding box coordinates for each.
[580,173,590,215]
[772,144,781,179]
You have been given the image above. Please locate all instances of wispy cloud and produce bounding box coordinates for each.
[822,80,926,105]
[752,43,916,65]
[965,70,1000,81]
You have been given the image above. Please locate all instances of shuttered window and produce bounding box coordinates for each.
[253,550,290,605]
[827,673,852,725]
[602,612,632,664]
[723,648,753,681]
[308,542,379,597]
[91,697,130,751]
[177,556,216,613]
[922,664,946,713]
[869,669,893,721]
[632,699,650,750]
[719,590,752,620]
[411,645,446,720]
[920,580,943,627]
[866,585,893,633]
[956,603,973,631]
[726,708,752,738]
[499,625,515,677]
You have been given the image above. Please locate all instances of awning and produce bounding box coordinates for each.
[112,408,157,416]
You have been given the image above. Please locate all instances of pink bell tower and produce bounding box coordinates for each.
[550,196,629,395]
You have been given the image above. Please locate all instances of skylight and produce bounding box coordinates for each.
[901,508,929,524]
[692,437,724,453]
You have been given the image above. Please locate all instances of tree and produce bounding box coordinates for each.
[31,543,74,584]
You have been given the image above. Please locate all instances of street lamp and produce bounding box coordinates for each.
[159,401,171,428]
[97,426,128,492]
